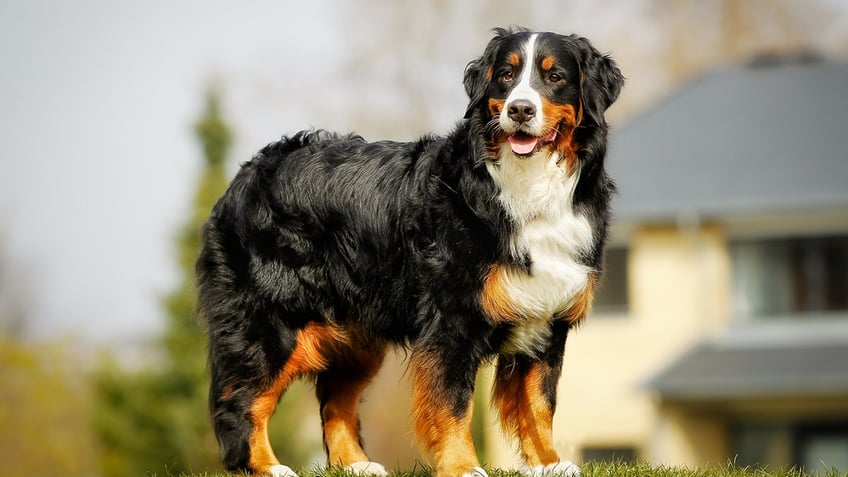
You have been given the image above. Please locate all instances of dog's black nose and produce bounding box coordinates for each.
[507,99,536,123]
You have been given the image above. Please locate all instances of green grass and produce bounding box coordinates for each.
[170,461,847,477]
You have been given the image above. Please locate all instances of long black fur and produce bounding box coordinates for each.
[196,27,623,473]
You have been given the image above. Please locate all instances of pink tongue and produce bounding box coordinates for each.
[508,134,539,155]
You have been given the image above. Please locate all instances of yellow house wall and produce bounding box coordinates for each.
[486,224,732,468]
[647,406,729,468]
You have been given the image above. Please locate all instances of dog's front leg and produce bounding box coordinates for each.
[410,343,487,477]
[492,321,580,476]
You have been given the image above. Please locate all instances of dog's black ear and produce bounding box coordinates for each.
[571,35,624,126]
[463,28,512,119]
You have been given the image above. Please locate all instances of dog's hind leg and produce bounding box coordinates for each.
[210,320,346,477]
[316,343,388,475]
[208,326,300,477]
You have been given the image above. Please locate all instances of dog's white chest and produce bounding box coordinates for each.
[487,151,594,355]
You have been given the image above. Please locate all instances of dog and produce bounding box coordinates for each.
[196,27,623,477]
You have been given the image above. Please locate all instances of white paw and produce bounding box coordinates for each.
[268,464,299,477]
[346,461,388,476]
[522,461,580,477]
[462,466,489,477]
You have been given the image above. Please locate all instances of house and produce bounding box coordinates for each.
[487,57,848,473]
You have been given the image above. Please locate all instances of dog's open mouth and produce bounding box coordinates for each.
[507,125,559,156]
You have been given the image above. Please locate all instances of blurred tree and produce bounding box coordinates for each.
[0,337,98,476]
[0,230,31,338]
[91,89,231,476]
[91,89,320,476]
[0,235,98,476]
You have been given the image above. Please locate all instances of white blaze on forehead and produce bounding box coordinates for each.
[500,33,544,134]
[513,34,538,96]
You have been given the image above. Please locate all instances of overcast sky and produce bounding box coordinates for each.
[0,1,344,345]
[1,0,846,350]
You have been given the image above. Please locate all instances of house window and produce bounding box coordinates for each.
[732,422,793,469]
[593,247,629,315]
[796,424,848,474]
[730,235,848,321]
[732,421,848,473]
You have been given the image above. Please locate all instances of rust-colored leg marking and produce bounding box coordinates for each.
[492,360,559,467]
[248,323,349,474]
[318,345,387,467]
[493,274,595,468]
[410,351,480,477]
[249,391,283,471]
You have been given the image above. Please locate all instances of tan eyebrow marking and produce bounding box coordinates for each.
[541,56,555,71]
[508,52,520,67]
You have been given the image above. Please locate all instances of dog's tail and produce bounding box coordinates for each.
[196,215,254,470]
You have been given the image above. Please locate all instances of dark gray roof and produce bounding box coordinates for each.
[607,60,848,223]
[646,321,848,401]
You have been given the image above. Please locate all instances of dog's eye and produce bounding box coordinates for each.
[548,73,562,83]
[501,71,513,82]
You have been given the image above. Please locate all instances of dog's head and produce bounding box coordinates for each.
[464,28,623,161]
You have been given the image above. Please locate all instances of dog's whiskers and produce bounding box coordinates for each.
[485,118,503,138]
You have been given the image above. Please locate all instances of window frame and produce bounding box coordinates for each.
[729,233,848,323]
[592,246,630,317]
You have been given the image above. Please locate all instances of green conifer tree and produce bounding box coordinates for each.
[92,90,230,475]
[92,89,320,476]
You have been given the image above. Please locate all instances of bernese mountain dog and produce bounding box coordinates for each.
[196,27,623,477]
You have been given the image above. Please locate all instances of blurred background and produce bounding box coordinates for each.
[1,0,847,475]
